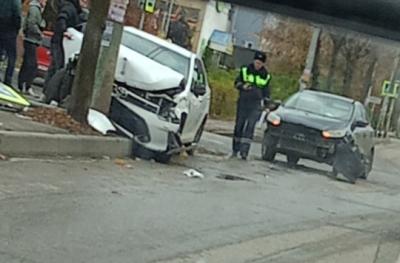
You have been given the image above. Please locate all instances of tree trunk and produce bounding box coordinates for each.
[326,46,340,91]
[342,59,354,96]
[362,56,377,103]
[68,0,111,123]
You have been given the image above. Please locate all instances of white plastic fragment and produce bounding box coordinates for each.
[184,169,204,179]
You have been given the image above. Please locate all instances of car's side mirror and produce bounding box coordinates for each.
[352,120,369,130]
[192,82,206,97]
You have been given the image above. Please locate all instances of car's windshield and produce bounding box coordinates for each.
[121,31,190,79]
[284,92,354,121]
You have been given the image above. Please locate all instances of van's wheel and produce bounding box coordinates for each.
[286,155,299,167]
[187,120,206,156]
[262,132,276,162]
[154,153,172,164]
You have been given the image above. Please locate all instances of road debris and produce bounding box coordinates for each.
[0,153,8,161]
[184,169,205,179]
[114,159,127,166]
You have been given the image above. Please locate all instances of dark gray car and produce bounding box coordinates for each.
[262,90,375,183]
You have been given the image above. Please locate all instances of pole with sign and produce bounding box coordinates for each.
[92,0,128,114]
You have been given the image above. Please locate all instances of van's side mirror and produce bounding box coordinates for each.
[192,83,206,97]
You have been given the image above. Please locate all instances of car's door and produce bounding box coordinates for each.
[352,103,372,155]
[181,58,209,143]
[360,104,375,153]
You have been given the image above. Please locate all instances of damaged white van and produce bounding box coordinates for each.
[60,27,211,162]
[109,27,210,162]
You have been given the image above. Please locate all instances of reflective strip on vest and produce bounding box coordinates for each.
[241,67,271,88]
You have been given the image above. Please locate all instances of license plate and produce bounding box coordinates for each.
[293,133,306,142]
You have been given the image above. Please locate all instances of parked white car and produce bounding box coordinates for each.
[63,27,211,162]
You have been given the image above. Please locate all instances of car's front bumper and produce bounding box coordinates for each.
[267,124,339,164]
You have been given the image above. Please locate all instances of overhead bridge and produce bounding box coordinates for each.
[225,0,400,41]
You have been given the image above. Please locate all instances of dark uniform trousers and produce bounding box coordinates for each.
[233,105,260,156]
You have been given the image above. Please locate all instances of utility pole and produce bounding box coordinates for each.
[68,0,112,123]
[377,52,400,137]
[300,27,321,90]
[92,0,128,114]
[91,22,124,114]
[164,0,175,35]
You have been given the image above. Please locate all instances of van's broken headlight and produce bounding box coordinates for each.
[158,101,180,124]
[164,79,186,97]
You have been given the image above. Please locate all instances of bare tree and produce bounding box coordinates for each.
[340,34,371,97]
[362,45,378,102]
[326,32,345,91]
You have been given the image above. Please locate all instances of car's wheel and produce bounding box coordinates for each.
[286,155,300,167]
[359,149,374,180]
[154,153,173,164]
[262,132,276,162]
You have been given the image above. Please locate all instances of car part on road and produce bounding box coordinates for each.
[333,142,365,183]
[87,109,117,135]
[184,169,205,179]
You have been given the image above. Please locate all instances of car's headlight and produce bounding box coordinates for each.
[322,129,347,139]
[267,112,281,126]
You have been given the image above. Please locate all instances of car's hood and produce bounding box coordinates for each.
[114,45,184,91]
[277,107,347,131]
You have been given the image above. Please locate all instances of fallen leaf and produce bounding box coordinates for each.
[114,159,127,166]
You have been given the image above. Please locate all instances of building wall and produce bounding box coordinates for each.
[197,0,231,55]
[232,6,265,50]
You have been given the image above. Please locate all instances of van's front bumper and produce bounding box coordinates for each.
[110,96,181,153]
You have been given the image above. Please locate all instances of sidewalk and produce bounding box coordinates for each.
[0,110,132,158]
[205,118,264,142]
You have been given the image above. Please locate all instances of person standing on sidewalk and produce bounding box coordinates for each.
[0,0,22,87]
[18,0,47,95]
[232,51,272,160]
[43,0,82,98]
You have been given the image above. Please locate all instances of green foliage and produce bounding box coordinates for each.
[207,68,299,120]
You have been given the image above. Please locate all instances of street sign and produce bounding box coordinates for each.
[367,96,382,105]
[381,80,399,98]
[138,0,156,14]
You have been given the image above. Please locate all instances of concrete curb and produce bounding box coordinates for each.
[0,131,132,158]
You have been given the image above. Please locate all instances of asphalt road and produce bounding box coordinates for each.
[0,133,399,263]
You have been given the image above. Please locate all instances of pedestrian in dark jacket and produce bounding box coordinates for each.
[18,0,47,95]
[232,51,272,160]
[0,0,22,86]
[43,0,81,98]
[167,13,192,50]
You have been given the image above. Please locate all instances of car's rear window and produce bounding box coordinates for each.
[121,31,190,79]
[284,92,354,121]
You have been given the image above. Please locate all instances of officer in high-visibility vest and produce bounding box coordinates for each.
[232,51,271,160]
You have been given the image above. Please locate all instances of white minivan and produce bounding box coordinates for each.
[63,27,211,162]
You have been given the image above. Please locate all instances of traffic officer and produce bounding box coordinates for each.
[232,51,271,160]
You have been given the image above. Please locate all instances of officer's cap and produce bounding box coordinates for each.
[254,51,267,63]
